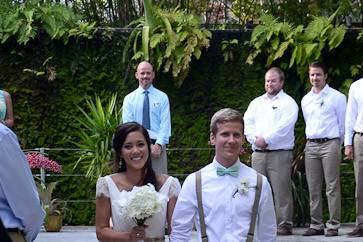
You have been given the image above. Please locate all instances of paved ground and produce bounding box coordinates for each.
[34,224,363,242]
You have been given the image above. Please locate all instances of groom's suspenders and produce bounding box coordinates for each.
[196,171,208,242]
[195,171,263,242]
[246,173,262,242]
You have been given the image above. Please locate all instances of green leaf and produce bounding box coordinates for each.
[193,48,201,59]
[328,25,346,50]
[132,51,143,60]
[23,9,34,23]
[246,50,261,65]
[250,25,265,42]
[150,33,164,48]
[295,45,303,64]
[230,39,238,44]
[271,38,280,51]
[289,47,297,68]
[273,41,290,60]
[177,31,188,42]
[350,65,361,76]
[202,29,212,38]
[303,43,318,58]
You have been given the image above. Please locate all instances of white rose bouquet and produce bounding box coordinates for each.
[125,183,163,226]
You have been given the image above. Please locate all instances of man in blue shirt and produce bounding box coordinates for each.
[0,123,45,242]
[122,61,171,173]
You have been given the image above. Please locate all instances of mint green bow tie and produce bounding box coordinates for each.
[216,166,239,177]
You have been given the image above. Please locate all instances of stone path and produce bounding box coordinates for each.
[34,224,363,242]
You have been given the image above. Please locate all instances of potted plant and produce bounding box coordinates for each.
[27,152,65,232]
[36,181,66,232]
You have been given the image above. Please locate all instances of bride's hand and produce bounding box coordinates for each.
[130,226,146,241]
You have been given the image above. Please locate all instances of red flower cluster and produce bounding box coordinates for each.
[26,152,62,173]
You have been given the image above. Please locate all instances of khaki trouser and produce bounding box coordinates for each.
[353,134,363,228]
[152,145,168,174]
[8,231,26,242]
[252,150,293,227]
[305,138,341,230]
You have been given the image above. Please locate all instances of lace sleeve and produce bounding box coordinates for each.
[168,177,181,198]
[96,177,110,198]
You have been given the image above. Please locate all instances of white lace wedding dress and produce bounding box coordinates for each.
[96,175,181,241]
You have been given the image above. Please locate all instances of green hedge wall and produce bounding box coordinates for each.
[0,30,360,225]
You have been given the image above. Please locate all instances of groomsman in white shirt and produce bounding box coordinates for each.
[244,67,298,236]
[122,61,171,174]
[301,62,346,237]
[345,78,363,237]
[171,108,276,242]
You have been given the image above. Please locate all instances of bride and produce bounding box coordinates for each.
[96,122,181,241]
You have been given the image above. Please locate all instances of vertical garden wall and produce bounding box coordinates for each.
[0,29,360,225]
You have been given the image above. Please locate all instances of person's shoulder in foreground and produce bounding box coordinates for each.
[0,123,45,242]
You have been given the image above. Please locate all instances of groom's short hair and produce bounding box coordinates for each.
[210,108,243,135]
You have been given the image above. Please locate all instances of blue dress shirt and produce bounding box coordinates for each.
[122,85,171,145]
[0,124,45,242]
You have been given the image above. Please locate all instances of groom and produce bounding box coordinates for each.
[170,108,276,242]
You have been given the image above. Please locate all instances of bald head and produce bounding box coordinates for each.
[135,61,155,90]
[137,61,154,72]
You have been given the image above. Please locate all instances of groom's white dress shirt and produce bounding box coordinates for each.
[170,158,277,242]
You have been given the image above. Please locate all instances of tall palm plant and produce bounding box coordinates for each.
[73,94,121,179]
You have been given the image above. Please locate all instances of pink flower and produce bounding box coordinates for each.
[26,152,62,173]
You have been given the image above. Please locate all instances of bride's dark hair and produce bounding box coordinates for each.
[112,122,159,191]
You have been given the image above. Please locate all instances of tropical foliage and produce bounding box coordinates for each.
[246,12,346,80]
[123,0,211,87]
[73,94,121,179]
[0,0,95,45]
[3,0,362,30]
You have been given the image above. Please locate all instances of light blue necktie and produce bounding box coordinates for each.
[142,91,150,130]
[216,165,239,177]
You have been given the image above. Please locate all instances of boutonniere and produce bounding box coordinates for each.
[232,178,256,198]
[272,106,278,110]
[153,102,161,108]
